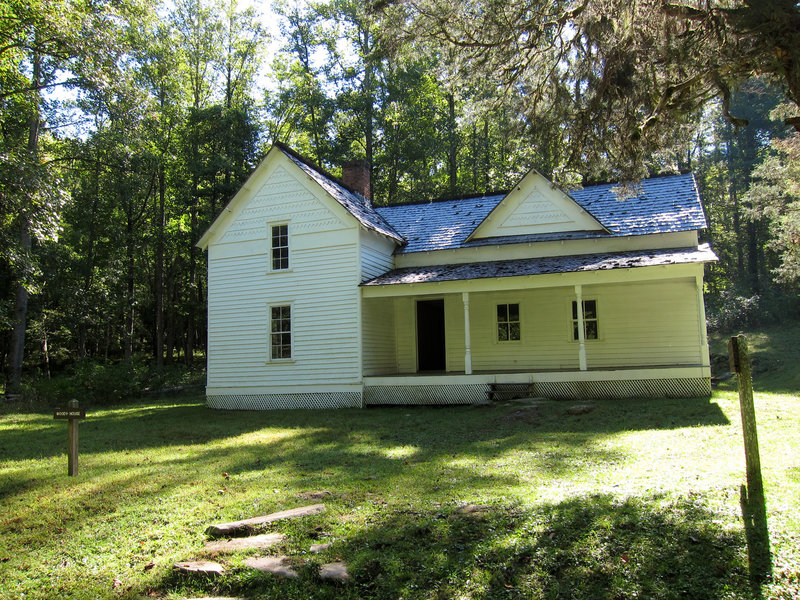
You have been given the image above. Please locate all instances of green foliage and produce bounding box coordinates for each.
[19,355,205,405]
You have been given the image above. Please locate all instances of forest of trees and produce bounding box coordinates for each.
[2,0,799,397]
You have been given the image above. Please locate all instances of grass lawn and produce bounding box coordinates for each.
[1,334,799,599]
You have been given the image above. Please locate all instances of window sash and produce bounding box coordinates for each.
[497,303,521,341]
[271,224,289,270]
[572,299,598,340]
[270,305,291,359]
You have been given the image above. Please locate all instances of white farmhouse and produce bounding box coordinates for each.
[197,143,716,409]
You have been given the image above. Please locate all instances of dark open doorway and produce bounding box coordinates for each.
[417,299,446,371]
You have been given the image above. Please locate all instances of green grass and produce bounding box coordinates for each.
[1,332,799,599]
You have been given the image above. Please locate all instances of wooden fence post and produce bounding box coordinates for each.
[728,335,771,583]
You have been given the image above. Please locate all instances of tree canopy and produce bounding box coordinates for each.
[375,0,800,179]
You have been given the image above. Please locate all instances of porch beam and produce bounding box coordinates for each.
[575,284,588,371]
[462,292,472,375]
[361,262,704,298]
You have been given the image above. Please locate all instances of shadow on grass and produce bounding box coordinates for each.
[0,396,729,463]
[161,495,752,600]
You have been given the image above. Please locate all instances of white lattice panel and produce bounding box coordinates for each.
[207,392,362,410]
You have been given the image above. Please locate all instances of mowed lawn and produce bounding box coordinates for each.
[1,383,798,598]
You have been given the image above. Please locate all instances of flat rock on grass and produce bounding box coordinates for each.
[173,561,225,575]
[296,490,333,500]
[244,555,299,578]
[309,542,331,553]
[455,504,491,515]
[319,561,350,581]
[204,533,285,553]
[206,504,326,537]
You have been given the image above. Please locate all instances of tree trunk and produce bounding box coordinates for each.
[447,93,457,196]
[7,49,41,395]
[125,199,135,361]
[154,164,166,369]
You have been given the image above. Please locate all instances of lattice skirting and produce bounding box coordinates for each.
[207,392,362,410]
[363,384,489,406]
[528,377,711,399]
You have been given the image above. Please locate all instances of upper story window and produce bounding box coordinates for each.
[572,299,598,340]
[271,224,289,270]
[497,303,521,341]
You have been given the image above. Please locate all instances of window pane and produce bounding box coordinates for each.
[585,320,598,339]
[573,322,579,341]
[583,300,597,319]
[509,303,519,321]
[498,324,508,341]
[280,305,290,319]
[510,322,521,340]
[571,301,578,319]
[497,304,507,321]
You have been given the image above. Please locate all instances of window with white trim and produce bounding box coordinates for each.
[497,303,521,341]
[270,224,289,270]
[270,305,292,359]
[572,299,598,340]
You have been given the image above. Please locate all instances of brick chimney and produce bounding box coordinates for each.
[342,159,371,202]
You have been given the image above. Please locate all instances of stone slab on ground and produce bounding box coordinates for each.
[455,504,491,515]
[309,542,331,553]
[204,532,285,553]
[319,561,350,581]
[173,561,225,575]
[296,490,333,500]
[206,504,326,537]
[244,555,299,578]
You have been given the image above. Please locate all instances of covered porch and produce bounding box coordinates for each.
[359,251,714,404]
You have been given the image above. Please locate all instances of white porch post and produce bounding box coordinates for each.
[462,292,472,375]
[575,284,588,371]
[696,274,710,367]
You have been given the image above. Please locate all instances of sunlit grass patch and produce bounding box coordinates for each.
[0,385,798,599]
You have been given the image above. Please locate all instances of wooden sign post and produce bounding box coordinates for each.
[728,335,771,581]
[54,399,86,476]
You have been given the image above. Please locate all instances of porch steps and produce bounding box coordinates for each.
[485,383,531,402]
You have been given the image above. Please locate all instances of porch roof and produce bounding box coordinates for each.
[362,243,717,286]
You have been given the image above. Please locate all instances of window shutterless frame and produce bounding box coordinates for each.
[268,304,293,361]
[496,302,521,342]
[571,299,599,341]
[269,223,289,271]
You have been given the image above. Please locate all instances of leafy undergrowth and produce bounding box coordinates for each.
[1,384,798,599]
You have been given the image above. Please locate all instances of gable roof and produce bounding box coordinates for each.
[275,143,403,244]
[375,194,505,254]
[375,172,706,254]
[569,173,706,236]
[197,143,403,249]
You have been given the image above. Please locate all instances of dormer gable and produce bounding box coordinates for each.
[467,169,606,241]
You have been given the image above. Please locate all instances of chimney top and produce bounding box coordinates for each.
[342,159,371,202]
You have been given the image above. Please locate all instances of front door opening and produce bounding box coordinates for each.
[417,299,446,371]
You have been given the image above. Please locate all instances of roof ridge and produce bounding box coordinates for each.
[378,191,508,208]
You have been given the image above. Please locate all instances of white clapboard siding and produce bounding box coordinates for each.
[361,297,397,375]
[206,157,366,393]
[360,228,396,281]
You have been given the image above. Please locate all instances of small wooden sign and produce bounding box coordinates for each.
[54,408,86,420]
[54,400,85,476]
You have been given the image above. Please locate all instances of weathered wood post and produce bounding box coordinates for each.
[54,399,86,476]
[728,335,771,583]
